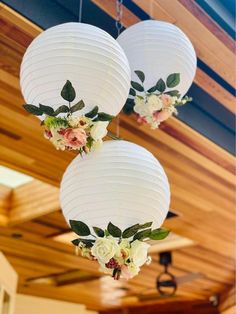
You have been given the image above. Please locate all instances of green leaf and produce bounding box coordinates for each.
[104,229,110,237]
[93,227,104,237]
[156,78,166,93]
[107,222,122,238]
[147,85,157,93]
[165,90,180,97]
[133,228,151,241]
[139,222,153,229]
[134,70,145,83]
[71,239,80,246]
[149,228,170,240]
[131,81,144,92]
[53,105,70,116]
[80,239,95,248]
[85,106,99,118]
[166,73,180,88]
[123,98,134,115]
[39,104,54,116]
[129,88,136,96]
[61,80,76,102]
[69,220,90,236]
[97,112,114,122]
[23,104,43,116]
[71,100,85,113]
[122,224,140,238]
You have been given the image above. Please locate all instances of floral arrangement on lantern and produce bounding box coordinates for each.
[70,220,169,280]
[123,71,192,129]
[23,81,113,153]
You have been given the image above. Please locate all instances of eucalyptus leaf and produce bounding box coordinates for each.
[107,222,122,238]
[147,85,157,93]
[93,227,104,237]
[133,228,151,241]
[149,228,170,240]
[97,112,114,121]
[156,78,166,93]
[122,224,140,238]
[69,220,90,236]
[85,106,99,118]
[39,104,54,116]
[71,100,85,113]
[131,81,144,92]
[134,70,145,83]
[166,73,180,88]
[23,104,43,116]
[129,88,136,96]
[61,80,76,102]
[53,105,70,116]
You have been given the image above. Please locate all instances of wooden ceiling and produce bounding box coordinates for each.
[0,1,235,314]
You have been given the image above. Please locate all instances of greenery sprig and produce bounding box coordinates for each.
[123,70,192,115]
[23,80,113,122]
[70,220,170,248]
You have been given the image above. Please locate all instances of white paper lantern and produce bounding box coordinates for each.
[60,140,170,231]
[117,20,196,96]
[20,22,131,117]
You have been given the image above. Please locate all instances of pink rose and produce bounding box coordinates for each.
[62,128,87,148]
[153,110,172,122]
[160,94,172,107]
[121,265,132,280]
[137,114,147,125]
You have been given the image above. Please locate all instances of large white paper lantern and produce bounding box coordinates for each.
[20,22,131,117]
[117,20,196,96]
[60,140,170,231]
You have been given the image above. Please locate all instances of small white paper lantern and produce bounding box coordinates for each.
[60,140,170,231]
[117,20,196,96]
[20,22,131,117]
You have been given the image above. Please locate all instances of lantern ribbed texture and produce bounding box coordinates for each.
[20,22,131,117]
[117,20,196,97]
[60,140,170,231]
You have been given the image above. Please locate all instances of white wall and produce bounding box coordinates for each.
[15,295,97,314]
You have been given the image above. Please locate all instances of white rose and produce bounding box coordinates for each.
[90,121,108,141]
[118,239,131,260]
[127,262,140,277]
[91,237,119,264]
[130,240,150,267]
[147,94,163,111]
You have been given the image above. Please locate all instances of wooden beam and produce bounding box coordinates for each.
[0,184,11,226]
[9,180,60,225]
[133,0,235,87]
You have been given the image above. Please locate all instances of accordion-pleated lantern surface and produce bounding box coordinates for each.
[117,20,196,97]
[20,22,131,118]
[60,140,170,231]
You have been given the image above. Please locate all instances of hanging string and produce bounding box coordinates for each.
[78,0,83,23]
[115,0,123,137]
[115,0,123,37]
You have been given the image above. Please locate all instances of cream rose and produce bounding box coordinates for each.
[90,121,108,141]
[130,240,150,267]
[91,237,119,264]
[147,94,163,111]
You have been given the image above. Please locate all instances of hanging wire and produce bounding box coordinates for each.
[115,0,123,137]
[78,0,83,23]
[115,0,123,37]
